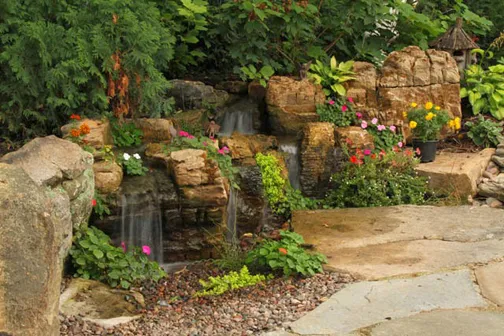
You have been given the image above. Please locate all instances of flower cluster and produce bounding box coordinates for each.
[404,102,457,141]
[316,96,359,127]
[360,117,403,152]
[68,114,91,142]
[120,241,151,256]
[121,152,148,176]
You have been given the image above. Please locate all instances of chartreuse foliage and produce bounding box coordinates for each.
[194,266,270,297]
[70,226,165,289]
[246,231,327,277]
[255,153,317,218]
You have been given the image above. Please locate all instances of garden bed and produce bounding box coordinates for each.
[59,262,352,336]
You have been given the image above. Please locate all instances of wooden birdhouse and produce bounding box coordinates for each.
[429,17,479,78]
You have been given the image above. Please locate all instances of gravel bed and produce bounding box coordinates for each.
[60,263,353,335]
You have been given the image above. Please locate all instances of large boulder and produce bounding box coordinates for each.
[266,76,325,135]
[167,80,229,110]
[299,122,336,198]
[61,118,113,148]
[133,118,175,143]
[1,136,95,231]
[0,164,71,336]
[93,161,123,194]
[345,46,462,127]
[220,133,277,163]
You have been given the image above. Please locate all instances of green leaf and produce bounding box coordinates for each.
[79,240,91,249]
[330,56,337,71]
[332,84,347,96]
[76,257,86,266]
[259,65,274,79]
[460,87,468,98]
[93,250,104,259]
[120,280,131,289]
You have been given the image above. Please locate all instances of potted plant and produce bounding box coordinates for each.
[403,102,460,163]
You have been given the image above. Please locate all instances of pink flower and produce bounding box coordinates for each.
[120,242,126,253]
[389,125,397,133]
[203,141,208,146]
[328,100,335,105]
[363,149,372,156]
[377,125,386,131]
[178,130,189,137]
[341,105,348,112]
[187,135,195,139]
[218,148,225,155]
[371,118,378,125]
[348,97,354,104]
[142,245,151,256]
[361,121,368,129]
[415,147,421,155]
[222,146,230,153]
[356,112,363,119]
[209,135,214,140]
[398,141,404,148]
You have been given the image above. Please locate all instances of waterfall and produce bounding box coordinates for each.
[120,193,164,263]
[279,143,301,190]
[219,98,257,136]
[226,187,238,243]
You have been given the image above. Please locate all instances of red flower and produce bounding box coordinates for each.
[91,199,97,207]
[341,105,348,112]
[350,155,359,164]
[70,114,81,121]
[70,129,81,137]
[370,153,377,160]
[345,138,353,146]
[348,97,354,104]
[278,248,288,255]
[79,123,91,135]
[392,146,400,153]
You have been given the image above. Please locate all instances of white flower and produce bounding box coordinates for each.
[123,153,131,161]
[133,153,141,160]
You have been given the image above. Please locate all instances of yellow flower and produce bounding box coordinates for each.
[448,120,456,129]
[455,117,461,130]
[402,111,408,118]
[425,102,433,110]
[411,102,418,108]
[409,121,418,129]
[425,112,436,121]
[435,106,441,111]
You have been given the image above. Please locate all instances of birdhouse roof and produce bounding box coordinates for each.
[429,18,479,51]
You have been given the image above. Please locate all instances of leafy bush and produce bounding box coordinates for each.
[93,192,111,220]
[361,118,403,152]
[120,153,148,176]
[465,116,504,147]
[403,102,454,141]
[255,153,317,218]
[240,65,275,87]
[111,120,143,147]
[461,52,504,120]
[316,97,358,127]
[194,266,269,297]
[0,0,176,141]
[324,147,429,208]
[308,57,355,97]
[246,231,327,277]
[70,226,166,289]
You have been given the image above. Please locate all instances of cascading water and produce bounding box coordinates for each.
[219,98,257,136]
[225,187,238,243]
[279,143,301,190]
[121,193,164,263]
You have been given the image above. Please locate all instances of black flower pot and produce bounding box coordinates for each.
[412,139,438,163]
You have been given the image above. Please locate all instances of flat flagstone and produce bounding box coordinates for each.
[475,261,504,306]
[289,270,487,335]
[292,206,504,279]
[369,310,504,336]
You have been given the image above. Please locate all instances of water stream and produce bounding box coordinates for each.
[279,142,301,190]
[120,193,164,263]
[219,98,258,136]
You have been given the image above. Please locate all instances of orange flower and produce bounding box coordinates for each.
[70,128,81,137]
[278,248,288,255]
[70,114,81,121]
[79,123,91,135]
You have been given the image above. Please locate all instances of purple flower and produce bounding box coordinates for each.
[142,245,151,256]
[356,112,363,119]
[377,125,386,131]
[371,118,378,125]
[361,121,368,129]
[363,149,372,156]
[389,125,397,133]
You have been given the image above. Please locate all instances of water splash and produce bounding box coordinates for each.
[279,143,301,190]
[120,193,164,263]
[219,98,258,136]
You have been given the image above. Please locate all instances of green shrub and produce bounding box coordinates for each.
[308,57,355,97]
[213,241,248,272]
[255,153,317,218]
[93,192,111,220]
[111,120,143,147]
[404,102,453,141]
[466,115,504,147]
[316,97,358,127]
[361,118,404,152]
[70,226,166,289]
[240,65,275,88]
[246,231,327,277]
[194,266,269,297]
[324,147,429,208]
